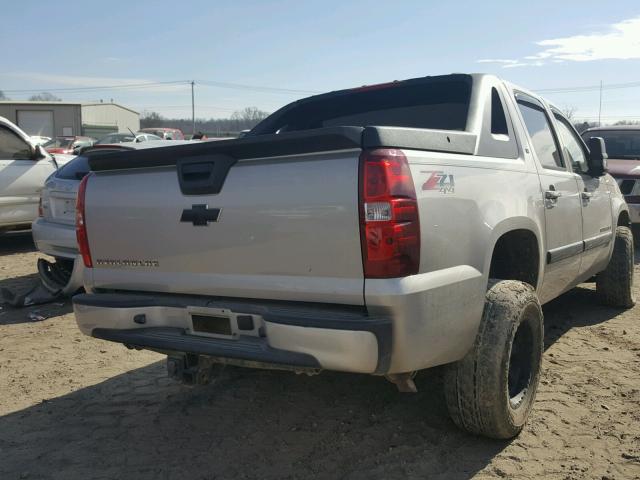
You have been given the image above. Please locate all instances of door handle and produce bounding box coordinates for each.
[544,190,562,200]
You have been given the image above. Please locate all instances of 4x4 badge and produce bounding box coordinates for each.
[422,171,455,194]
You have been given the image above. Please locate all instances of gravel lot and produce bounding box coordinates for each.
[0,232,638,480]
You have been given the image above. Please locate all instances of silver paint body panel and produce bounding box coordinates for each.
[74,75,626,375]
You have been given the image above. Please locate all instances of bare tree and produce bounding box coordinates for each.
[28,92,62,102]
[140,110,165,128]
[561,105,577,121]
[614,120,640,126]
[139,107,271,136]
[231,107,269,123]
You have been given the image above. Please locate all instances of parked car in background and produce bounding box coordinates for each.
[30,135,51,145]
[44,136,95,154]
[139,127,185,140]
[95,132,162,145]
[0,116,57,232]
[582,126,640,227]
[71,74,632,439]
[32,140,192,294]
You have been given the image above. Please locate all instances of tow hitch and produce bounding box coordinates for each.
[167,354,222,385]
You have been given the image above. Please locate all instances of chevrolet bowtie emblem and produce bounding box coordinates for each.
[180,205,221,226]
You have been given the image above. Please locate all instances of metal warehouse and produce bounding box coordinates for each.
[0,101,140,139]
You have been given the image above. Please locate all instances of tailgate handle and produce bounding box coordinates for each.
[182,162,213,181]
[177,154,237,195]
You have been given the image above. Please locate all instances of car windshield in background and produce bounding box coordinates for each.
[96,134,135,144]
[250,76,472,135]
[584,131,640,159]
[44,137,73,148]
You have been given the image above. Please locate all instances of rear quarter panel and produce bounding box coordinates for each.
[366,150,546,372]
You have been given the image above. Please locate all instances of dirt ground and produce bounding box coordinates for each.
[0,232,638,480]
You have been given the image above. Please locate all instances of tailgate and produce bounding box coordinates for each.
[84,134,365,305]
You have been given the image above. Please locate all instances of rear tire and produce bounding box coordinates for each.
[444,280,543,439]
[596,226,635,308]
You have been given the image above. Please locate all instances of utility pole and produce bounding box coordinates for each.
[191,80,196,135]
[598,80,603,126]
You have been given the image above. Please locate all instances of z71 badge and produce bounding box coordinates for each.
[422,171,455,194]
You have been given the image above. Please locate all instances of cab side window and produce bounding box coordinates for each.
[516,98,563,169]
[0,126,32,160]
[553,114,589,173]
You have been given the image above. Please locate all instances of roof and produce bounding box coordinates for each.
[0,100,138,114]
[0,101,82,106]
[80,102,139,115]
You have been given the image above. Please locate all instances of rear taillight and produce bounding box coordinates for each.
[76,174,93,268]
[359,149,420,278]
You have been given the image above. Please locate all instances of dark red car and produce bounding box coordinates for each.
[44,136,95,154]
[582,126,640,226]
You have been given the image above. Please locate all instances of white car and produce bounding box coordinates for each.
[30,135,51,145]
[32,140,192,293]
[0,116,57,232]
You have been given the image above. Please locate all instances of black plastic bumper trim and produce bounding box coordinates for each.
[75,292,393,374]
[92,327,321,368]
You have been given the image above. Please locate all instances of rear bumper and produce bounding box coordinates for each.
[73,293,391,374]
[32,217,77,259]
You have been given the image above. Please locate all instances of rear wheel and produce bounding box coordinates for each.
[596,226,635,308]
[444,280,543,439]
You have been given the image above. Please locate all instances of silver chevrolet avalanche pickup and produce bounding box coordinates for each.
[72,74,633,439]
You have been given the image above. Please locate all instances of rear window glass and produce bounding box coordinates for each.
[251,77,472,135]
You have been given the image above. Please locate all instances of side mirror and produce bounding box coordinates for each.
[32,144,48,159]
[587,137,608,177]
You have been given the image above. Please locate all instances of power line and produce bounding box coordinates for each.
[2,80,191,94]
[536,80,640,93]
[4,76,640,97]
[196,79,319,95]
[2,79,319,96]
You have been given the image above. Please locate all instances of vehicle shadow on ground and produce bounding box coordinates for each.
[1,251,636,479]
[542,285,623,350]
[4,279,626,480]
[0,231,36,255]
[0,361,504,479]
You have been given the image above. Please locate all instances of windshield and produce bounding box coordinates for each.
[95,133,135,144]
[44,137,73,148]
[250,76,472,135]
[582,130,640,159]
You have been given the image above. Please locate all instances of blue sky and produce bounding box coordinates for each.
[1,0,639,122]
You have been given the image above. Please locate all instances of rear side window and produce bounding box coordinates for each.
[252,77,472,134]
[516,98,563,169]
[491,88,508,135]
